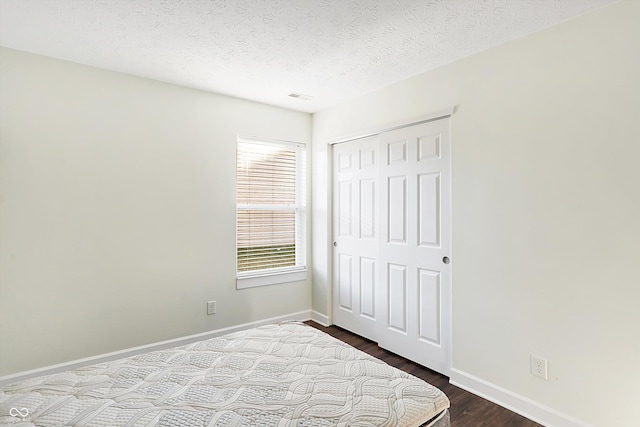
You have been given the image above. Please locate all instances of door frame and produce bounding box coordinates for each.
[326,106,455,362]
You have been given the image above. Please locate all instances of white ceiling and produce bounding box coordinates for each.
[0,0,617,113]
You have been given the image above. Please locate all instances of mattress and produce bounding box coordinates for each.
[0,322,450,426]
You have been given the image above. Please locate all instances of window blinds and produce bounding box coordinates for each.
[236,138,306,275]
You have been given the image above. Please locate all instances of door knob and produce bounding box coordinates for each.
[442,256,450,264]
[333,242,338,247]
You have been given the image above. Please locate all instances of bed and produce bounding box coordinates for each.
[0,322,450,426]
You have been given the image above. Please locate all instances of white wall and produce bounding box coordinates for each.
[312,1,639,426]
[0,47,312,376]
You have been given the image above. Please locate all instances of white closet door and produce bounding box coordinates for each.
[331,117,452,375]
[332,135,379,342]
[377,119,452,375]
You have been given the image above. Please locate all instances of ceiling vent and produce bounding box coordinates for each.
[288,92,314,101]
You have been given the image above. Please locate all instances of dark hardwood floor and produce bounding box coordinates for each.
[305,321,541,427]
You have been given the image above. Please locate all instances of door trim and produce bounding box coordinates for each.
[326,107,455,146]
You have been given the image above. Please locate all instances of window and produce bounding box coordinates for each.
[236,136,306,289]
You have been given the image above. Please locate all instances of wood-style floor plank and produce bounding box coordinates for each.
[305,321,542,427]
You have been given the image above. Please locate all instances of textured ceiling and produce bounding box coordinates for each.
[0,0,618,113]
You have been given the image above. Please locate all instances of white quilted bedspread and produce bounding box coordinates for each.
[0,323,449,426]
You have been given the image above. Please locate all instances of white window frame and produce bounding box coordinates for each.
[236,135,307,289]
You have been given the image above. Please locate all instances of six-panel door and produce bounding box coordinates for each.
[332,118,451,375]
[376,120,451,376]
[332,135,379,342]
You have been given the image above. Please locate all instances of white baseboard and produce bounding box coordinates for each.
[449,368,591,427]
[0,310,312,386]
[310,310,330,327]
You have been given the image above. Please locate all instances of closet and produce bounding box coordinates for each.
[332,117,452,375]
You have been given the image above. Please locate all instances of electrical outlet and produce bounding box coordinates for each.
[531,355,547,380]
[207,301,216,315]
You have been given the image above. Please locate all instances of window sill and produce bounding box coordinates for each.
[236,268,307,289]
